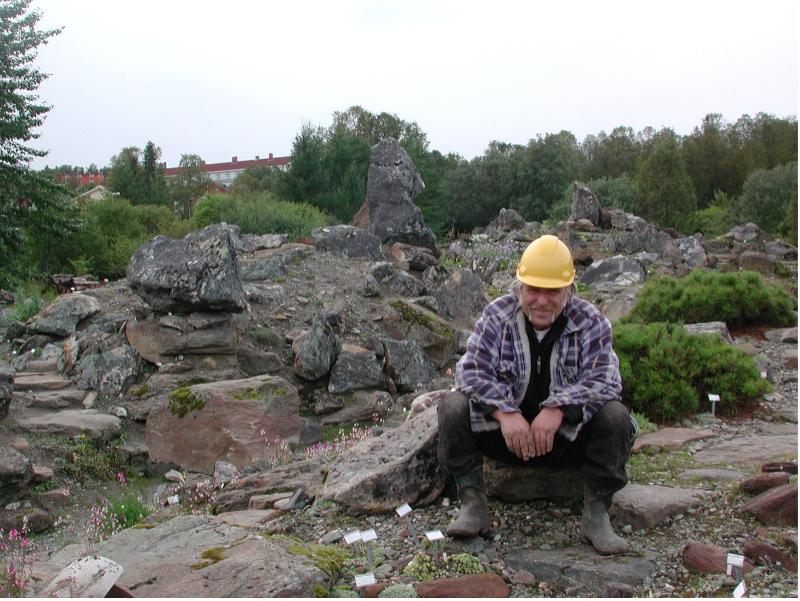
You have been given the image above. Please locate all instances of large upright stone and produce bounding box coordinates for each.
[570,182,601,226]
[0,447,34,506]
[430,268,486,321]
[127,224,246,312]
[365,138,440,256]
[0,365,13,420]
[322,405,444,512]
[327,343,385,394]
[27,294,101,338]
[292,313,340,381]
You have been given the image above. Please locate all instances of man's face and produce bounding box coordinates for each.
[519,284,571,329]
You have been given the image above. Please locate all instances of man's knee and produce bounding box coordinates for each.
[437,390,470,431]
[592,401,632,435]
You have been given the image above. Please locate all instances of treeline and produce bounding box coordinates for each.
[271,107,797,240]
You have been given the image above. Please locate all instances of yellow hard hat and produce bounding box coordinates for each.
[516,235,575,288]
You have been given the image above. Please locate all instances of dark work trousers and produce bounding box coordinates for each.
[437,390,635,499]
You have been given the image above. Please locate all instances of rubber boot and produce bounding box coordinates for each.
[447,466,490,538]
[580,483,629,555]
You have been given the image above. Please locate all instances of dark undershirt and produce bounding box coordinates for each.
[518,312,582,425]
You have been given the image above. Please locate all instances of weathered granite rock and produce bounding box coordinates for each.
[610,484,707,530]
[240,246,312,281]
[693,435,798,467]
[0,447,34,506]
[504,546,657,589]
[764,240,798,259]
[683,322,733,345]
[0,508,53,534]
[15,409,121,440]
[382,299,458,368]
[126,313,237,363]
[632,428,715,453]
[387,243,438,271]
[321,391,393,425]
[328,343,386,394]
[145,375,317,473]
[382,269,425,297]
[30,515,330,597]
[365,138,440,256]
[415,573,510,598]
[0,365,14,420]
[490,208,526,232]
[764,327,798,344]
[127,224,246,312]
[674,235,707,268]
[312,225,385,261]
[682,542,755,574]
[570,182,601,226]
[738,250,775,274]
[65,332,143,397]
[743,540,797,572]
[742,483,797,526]
[240,233,287,252]
[381,338,436,393]
[580,256,646,287]
[740,472,791,495]
[292,313,341,381]
[484,461,583,501]
[430,268,486,321]
[26,293,101,337]
[213,509,276,529]
[322,406,443,512]
[678,468,745,482]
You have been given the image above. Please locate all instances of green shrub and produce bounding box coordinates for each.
[1,282,56,323]
[42,435,129,483]
[106,493,151,532]
[614,322,771,423]
[192,193,331,239]
[624,270,796,328]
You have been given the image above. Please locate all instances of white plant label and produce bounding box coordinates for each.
[354,574,376,588]
[727,553,745,567]
[360,529,378,542]
[425,530,445,541]
[344,531,361,545]
[396,503,412,517]
[733,580,747,598]
[167,495,179,505]
[708,393,720,402]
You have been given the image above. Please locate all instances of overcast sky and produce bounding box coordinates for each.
[28,0,798,170]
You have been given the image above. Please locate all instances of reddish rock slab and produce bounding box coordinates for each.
[762,461,798,475]
[362,582,388,597]
[416,573,510,598]
[633,428,715,453]
[682,542,755,575]
[742,483,798,526]
[740,472,790,495]
[743,540,797,572]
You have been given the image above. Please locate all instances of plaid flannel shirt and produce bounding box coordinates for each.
[455,293,622,441]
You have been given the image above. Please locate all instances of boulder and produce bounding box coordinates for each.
[365,138,440,256]
[146,375,316,474]
[312,225,385,261]
[26,293,101,337]
[64,331,144,397]
[579,256,646,287]
[0,508,54,534]
[0,447,34,506]
[570,182,601,226]
[728,223,766,244]
[382,269,425,297]
[489,208,526,232]
[738,250,775,274]
[240,233,287,252]
[292,313,341,381]
[674,236,708,268]
[764,327,798,344]
[678,468,745,482]
[682,542,755,575]
[125,313,237,363]
[693,434,797,467]
[15,409,121,440]
[321,391,393,425]
[743,540,797,572]
[610,484,707,530]
[387,242,438,272]
[127,224,247,312]
[683,322,733,345]
[243,282,285,305]
[328,343,386,394]
[430,268,487,321]
[764,240,798,260]
[0,365,13,420]
[29,515,330,598]
[382,299,459,368]
[382,338,436,393]
[484,461,583,501]
[741,483,797,526]
[237,348,282,376]
[322,405,444,512]
[240,246,312,282]
[740,472,791,495]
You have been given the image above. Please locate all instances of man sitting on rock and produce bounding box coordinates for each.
[437,234,636,555]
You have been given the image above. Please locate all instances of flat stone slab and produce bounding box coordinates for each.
[485,461,583,501]
[13,373,74,392]
[213,509,277,529]
[14,409,121,440]
[678,468,745,482]
[633,428,715,453]
[29,515,327,597]
[504,545,657,590]
[693,434,797,467]
[611,484,708,530]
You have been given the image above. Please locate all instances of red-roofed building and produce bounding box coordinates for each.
[56,173,106,187]
[164,153,291,189]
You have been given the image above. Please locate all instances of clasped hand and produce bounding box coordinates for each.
[493,407,563,460]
